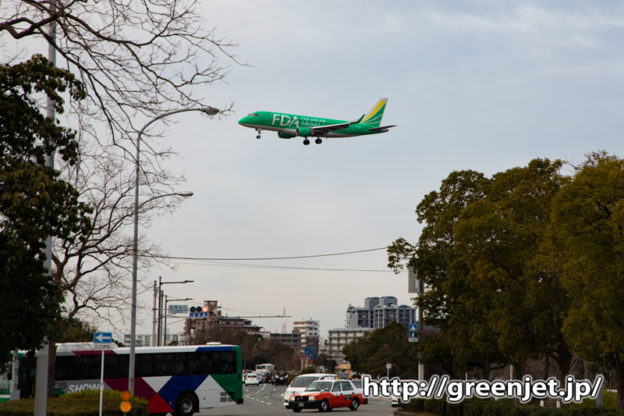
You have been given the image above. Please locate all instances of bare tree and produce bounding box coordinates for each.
[54,140,186,328]
[1,0,235,146]
[1,1,236,325]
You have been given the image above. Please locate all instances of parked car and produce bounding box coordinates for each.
[283,373,337,408]
[244,373,260,385]
[273,371,289,385]
[289,379,367,412]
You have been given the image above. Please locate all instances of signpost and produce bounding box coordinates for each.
[386,363,392,378]
[93,332,112,416]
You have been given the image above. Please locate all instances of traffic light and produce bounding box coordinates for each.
[189,305,207,318]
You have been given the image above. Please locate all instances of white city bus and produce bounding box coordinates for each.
[255,363,275,373]
[13,343,243,416]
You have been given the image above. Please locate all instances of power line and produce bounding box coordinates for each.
[149,246,387,262]
[170,260,392,273]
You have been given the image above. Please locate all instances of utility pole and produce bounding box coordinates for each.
[409,266,425,380]
[418,277,425,381]
[35,3,57,414]
[152,280,157,346]
[157,276,163,346]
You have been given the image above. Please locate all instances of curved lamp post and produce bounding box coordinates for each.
[129,107,219,395]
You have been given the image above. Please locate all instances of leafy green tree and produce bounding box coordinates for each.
[198,328,299,370]
[300,366,317,374]
[56,317,97,343]
[315,353,337,373]
[389,170,503,377]
[342,322,419,378]
[453,159,571,378]
[550,153,624,410]
[390,162,573,380]
[0,55,90,366]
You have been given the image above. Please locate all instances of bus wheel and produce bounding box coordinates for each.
[293,408,302,413]
[175,393,196,416]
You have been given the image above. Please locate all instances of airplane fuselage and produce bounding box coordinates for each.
[239,111,374,138]
[238,98,395,145]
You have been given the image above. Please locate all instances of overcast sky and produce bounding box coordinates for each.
[137,0,624,340]
[9,1,624,341]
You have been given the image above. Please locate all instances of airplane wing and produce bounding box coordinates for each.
[309,115,364,136]
[367,125,397,133]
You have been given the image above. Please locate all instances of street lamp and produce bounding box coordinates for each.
[163,296,193,345]
[129,106,219,395]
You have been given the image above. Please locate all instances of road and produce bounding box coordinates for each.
[199,383,396,416]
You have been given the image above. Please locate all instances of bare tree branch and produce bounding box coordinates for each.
[3,1,238,328]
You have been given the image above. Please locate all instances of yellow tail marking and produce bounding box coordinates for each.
[361,99,386,123]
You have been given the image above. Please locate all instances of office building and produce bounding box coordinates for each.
[346,296,416,329]
[293,319,320,351]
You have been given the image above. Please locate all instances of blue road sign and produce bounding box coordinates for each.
[169,304,189,315]
[189,312,209,318]
[408,323,418,343]
[93,332,113,344]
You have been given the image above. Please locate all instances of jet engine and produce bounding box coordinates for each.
[296,127,311,137]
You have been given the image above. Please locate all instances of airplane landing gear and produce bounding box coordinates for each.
[315,138,322,144]
[303,139,310,145]
[255,130,261,139]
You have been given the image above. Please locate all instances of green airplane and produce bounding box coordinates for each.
[238,98,396,145]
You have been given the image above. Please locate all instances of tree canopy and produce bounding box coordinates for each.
[388,154,624,410]
[549,153,624,410]
[1,0,234,331]
[0,55,90,365]
[342,322,419,378]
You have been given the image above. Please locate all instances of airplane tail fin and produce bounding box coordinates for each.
[359,98,388,127]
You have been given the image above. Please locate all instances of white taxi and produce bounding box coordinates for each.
[283,373,336,408]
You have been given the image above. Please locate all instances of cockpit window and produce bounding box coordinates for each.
[247,113,259,117]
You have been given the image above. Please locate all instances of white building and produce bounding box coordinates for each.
[123,333,186,347]
[293,319,320,351]
[327,327,373,364]
[346,296,416,329]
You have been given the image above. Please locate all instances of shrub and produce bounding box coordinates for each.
[300,366,317,374]
[570,392,618,410]
[399,398,624,416]
[0,389,147,416]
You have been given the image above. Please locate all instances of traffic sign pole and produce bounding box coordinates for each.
[99,349,105,416]
[93,330,112,416]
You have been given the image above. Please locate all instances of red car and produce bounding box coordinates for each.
[289,379,367,412]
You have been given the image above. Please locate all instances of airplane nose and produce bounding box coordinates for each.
[238,116,250,125]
